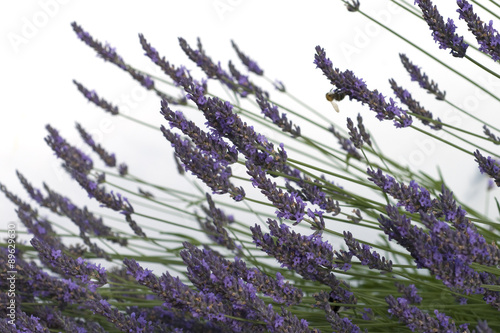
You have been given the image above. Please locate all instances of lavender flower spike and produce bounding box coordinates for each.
[161,100,238,165]
[399,53,446,100]
[314,291,361,333]
[73,80,119,115]
[414,0,469,57]
[390,78,443,130]
[386,295,468,332]
[457,0,500,61]
[45,124,93,175]
[251,219,356,306]
[161,126,245,201]
[231,40,264,75]
[328,125,363,160]
[343,231,393,272]
[314,46,412,128]
[256,90,301,138]
[474,149,500,186]
[483,125,500,145]
[71,22,154,90]
[345,0,360,12]
[198,193,242,254]
[246,162,306,224]
[31,237,107,291]
[76,122,116,167]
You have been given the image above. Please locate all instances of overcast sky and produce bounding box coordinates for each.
[2,1,499,226]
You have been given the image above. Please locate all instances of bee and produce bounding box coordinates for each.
[328,293,342,313]
[326,89,346,113]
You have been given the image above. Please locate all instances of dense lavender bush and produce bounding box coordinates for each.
[2,1,500,332]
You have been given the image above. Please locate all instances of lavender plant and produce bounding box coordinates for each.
[2,1,500,332]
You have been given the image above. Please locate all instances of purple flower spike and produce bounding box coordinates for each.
[313,291,361,333]
[161,126,245,201]
[231,40,264,75]
[76,123,116,167]
[45,125,93,175]
[161,100,238,165]
[414,0,468,57]
[386,295,464,332]
[246,162,306,224]
[178,37,238,93]
[395,283,422,304]
[328,125,363,160]
[228,61,264,98]
[16,171,126,253]
[198,193,242,254]
[343,231,393,272]
[345,0,360,12]
[73,80,120,115]
[367,168,434,214]
[181,242,304,309]
[256,90,301,138]
[390,79,443,130]
[31,237,107,290]
[314,46,412,128]
[483,125,500,144]
[399,54,446,100]
[474,150,500,186]
[251,219,356,307]
[457,0,500,61]
[474,320,494,333]
[123,258,248,332]
[346,117,363,149]
[72,22,155,90]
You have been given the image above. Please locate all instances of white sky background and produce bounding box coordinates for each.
[1,0,500,235]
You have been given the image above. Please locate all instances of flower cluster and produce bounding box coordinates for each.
[313,291,361,332]
[161,126,245,201]
[4,3,500,330]
[343,231,393,272]
[256,90,301,138]
[367,168,434,213]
